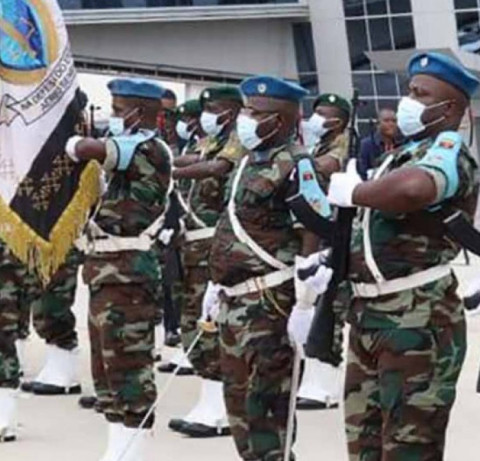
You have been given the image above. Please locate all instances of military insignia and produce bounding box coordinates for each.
[179,107,185,114]
[258,83,267,94]
[329,95,336,103]
[420,57,429,68]
[203,91,210,99]
[439,139,455,149]
[303,172,314,181]
[0,0,59,85]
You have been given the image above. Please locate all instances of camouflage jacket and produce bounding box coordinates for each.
[347,134,479,329]
[182,131,244,268]
[83,135,172,286]
[209,143,303,287]
[186,130,244,230]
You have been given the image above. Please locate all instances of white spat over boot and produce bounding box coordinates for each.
[0,388,17,442]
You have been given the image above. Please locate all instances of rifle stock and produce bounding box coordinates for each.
[304,89,360,365]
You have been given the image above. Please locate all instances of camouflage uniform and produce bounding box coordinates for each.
[210,144,304,460]
[344,136,479,460]
[82,135,171,429]
[0,241,37,389]
[181,132,243,381]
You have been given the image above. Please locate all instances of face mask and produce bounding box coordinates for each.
[237,113,278,151]
[200,110,230,136]
[302,113,330,148]
[108,107,140,136]
[108,117,124,136]
[397,96,448,137]
[176,120,191,141]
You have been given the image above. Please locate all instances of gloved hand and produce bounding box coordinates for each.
[158,228,174,246]
[65,136,84,163]
[294,253,333,308]
[200,282,222,323]
[288,304,314,346]
[327,159,362,208]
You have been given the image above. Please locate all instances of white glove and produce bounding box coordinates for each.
[288,304,314,346]
[200,282,222,323]
[158,228,174,246]
[65,135,84,163]
[295,253,332,308]
[327,159,362,207]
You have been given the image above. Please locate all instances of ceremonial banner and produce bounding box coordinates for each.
[0,0,100,282]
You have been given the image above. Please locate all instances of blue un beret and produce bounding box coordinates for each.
[240,75,309,103]
[108,78,165,100]
[408,52,479,98]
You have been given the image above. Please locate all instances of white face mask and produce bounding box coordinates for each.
[397,96,448,137]
[108,116,124,136]
[176,120,191,141]
[108,107,140,136]
[200,110,230,137]
[302,113,329,148]
[237,113,278,151]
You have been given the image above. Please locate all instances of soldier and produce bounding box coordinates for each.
[66,78,172,461]
[165,86,245,438]
[208,76,332,460]
[296,93,352,410]
[326,52,479,460]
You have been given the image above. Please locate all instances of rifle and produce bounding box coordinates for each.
[304,89,361,366]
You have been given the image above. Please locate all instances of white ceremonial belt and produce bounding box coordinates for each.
[351,265,452,299]
[89,234,154,253]
[184,227,216,242]
[220,267,294,298]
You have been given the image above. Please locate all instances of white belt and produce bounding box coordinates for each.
[88,234,154,253]
[220,267,294,298]
[184,227,216,242]
[351,265,452,299]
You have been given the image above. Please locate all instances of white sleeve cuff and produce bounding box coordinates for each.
[65,136,84,163]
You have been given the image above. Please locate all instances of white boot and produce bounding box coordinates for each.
[0,389,17,442]
[32,345,81,393]
[15,339,28,376]
[111,426,147,461]
[169,348,193,370]
[153,324,164,361]
[297,358,343,408]
[99,423,122,461]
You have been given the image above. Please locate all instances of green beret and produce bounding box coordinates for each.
[200,85,244,109]
[177,99,202,118]
[313,93,351,117]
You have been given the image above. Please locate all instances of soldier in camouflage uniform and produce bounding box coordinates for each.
[296,93,352,411]
[65,78,172,461]
[326,52,479,460]
[166,87,245,438]
[208,76,333,461]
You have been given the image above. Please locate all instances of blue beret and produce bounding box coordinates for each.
[108,78,165,100]
[408,52,479,98]
[240,75,309,103]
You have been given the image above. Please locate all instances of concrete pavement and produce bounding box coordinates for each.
[2,258,480,461]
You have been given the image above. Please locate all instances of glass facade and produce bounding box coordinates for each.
[293,22,318,115]
[59,0,297,9]
[343,0,415,136]
[455,0,480,55]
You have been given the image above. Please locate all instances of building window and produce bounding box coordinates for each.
[59,0,298,8]
[293,22,319,115]
[343,0,414,136]
[455,0,480,55]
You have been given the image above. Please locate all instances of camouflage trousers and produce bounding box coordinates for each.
[345,320,467,461]
[0,244,35,388]
[181,262,221,380]
[88,282,157,429]
[218,283,295,461]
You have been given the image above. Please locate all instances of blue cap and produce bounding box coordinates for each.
[240,75,309,103]
[408,52,479,98]
[108,78,165,100]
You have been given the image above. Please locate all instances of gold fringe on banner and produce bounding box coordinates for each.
[0,161,101,285]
